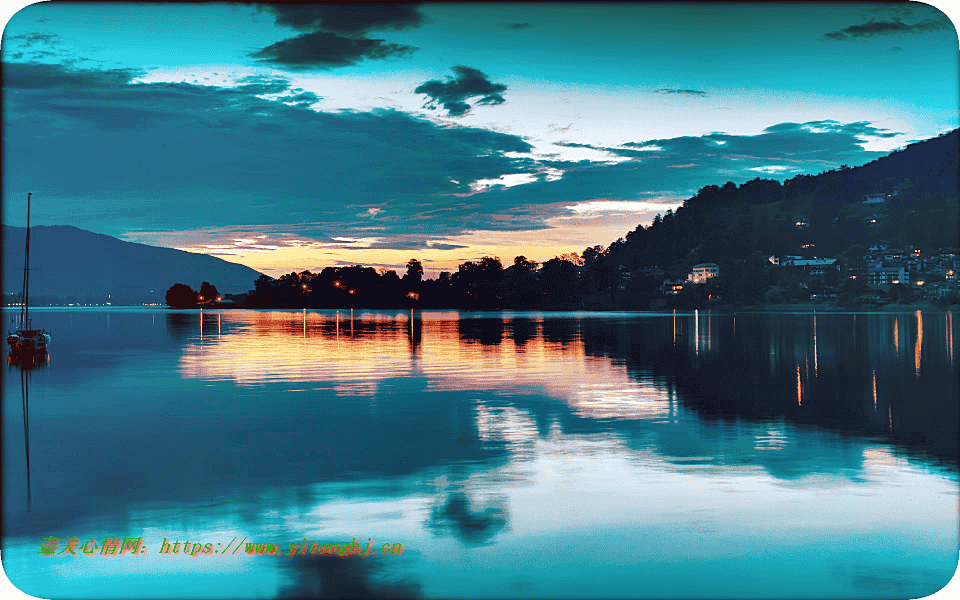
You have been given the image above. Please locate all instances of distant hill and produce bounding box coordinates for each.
[2,225,264,305]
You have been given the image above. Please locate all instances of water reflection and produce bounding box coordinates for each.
[1,308,956,599]
[427,491,510,546]
[170,310,957,466]
[279,553,421,600]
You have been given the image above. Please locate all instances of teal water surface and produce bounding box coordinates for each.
[2,308,957,599]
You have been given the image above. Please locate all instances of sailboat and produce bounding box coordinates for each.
[7,193,51,362]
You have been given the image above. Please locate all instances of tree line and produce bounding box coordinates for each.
[167,129,958,310]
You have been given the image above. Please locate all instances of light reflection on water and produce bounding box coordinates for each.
[1,308,957,599]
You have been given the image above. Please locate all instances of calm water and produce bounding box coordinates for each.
[2,308,958,599]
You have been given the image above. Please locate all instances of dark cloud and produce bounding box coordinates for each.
[655,88,708,97]
[470,120,899,215]
[823,16,952,40]
[505,22,532,30]
[415,66,507,117]
[555,141,604,149]
[250,31,415,70]
[249,4,424,70]
[7,32,62,47]
[3,62,534,240]
[2,61,142,91]
[280,91,322,107]
[3,63,905,251]
[234,74,292,95]
[262,3,425,35]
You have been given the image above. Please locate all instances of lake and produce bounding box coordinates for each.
[2,308,957,599]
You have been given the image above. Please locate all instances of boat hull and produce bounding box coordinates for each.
[7,330,51,358]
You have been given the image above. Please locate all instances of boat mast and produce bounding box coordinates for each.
[21,193,31,327]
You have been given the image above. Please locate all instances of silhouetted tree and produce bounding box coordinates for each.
[199,281,219,303]
[165,283,199,308]
[405,258,424,283]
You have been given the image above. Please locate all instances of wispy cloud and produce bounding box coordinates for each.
[823,16,952,40]
[8,32,62,47]
[655,88,708,97]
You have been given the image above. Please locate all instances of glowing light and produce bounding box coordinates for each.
[695,309,699,356]
[915,310,922,377]
[894,317,899,354]
[796,365,802,406]
[872,369,877,410]
[949,312,954,367]
[813,315,818,375]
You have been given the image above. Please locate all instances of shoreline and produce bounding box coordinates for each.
[5,302,958,313]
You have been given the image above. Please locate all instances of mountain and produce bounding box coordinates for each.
[605,129,959,276]
[2,225,265,305]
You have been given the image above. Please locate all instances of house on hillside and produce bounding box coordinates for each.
[687,263,719,284]
[661,278,685,295]
[883,249,904,262]
[788,258,840,276]
[863,193,887,204]
[867,265,908,287]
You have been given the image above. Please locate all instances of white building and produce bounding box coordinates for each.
[867,266,908,287]
[687,263,719,284]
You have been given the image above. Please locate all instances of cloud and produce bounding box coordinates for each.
[505,22,532,30]
[5,32,73,62]
[3,62,142,91]
[823,16,952,40]
[250,4,424,70]
[655,88,708,97]
[250,31,415,70]
[7,32,62,47]
[415,66,507,116]
[4,62,905,260]
[279,91,322,107]
[762,120,900,139]
[261,3,425,35]
[3,61,534,240]
[233,75,293,95]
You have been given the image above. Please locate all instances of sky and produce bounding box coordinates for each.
[2,1,958,278]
